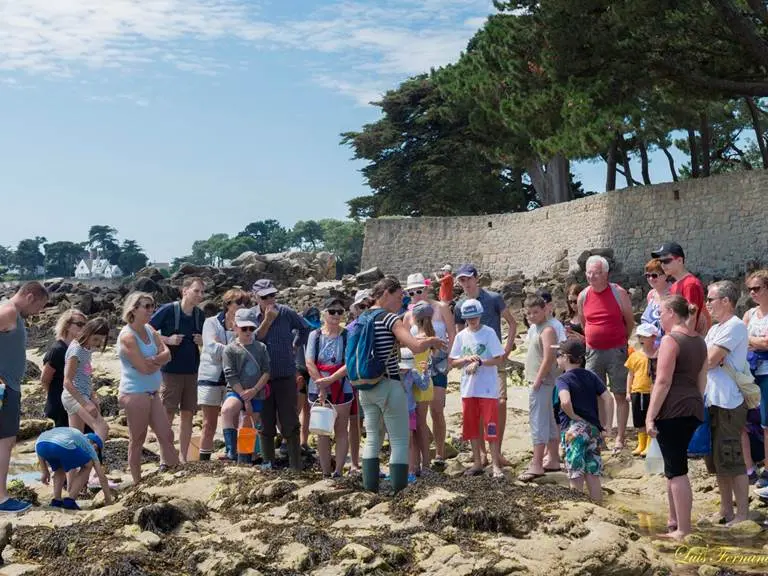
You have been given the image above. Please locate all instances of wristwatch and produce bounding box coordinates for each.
[477,358,483,366]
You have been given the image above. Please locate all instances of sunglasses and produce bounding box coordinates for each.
[658,258,674,265]
[326,309,345,316]
[357,304,369,310]
[227,297,249,306]
[239,326,257,332]
[407,289,424,296]
[260,294,276,300]
[70,321,86,328]
[706,296,723,303]
[138,303,154,310]
[748,286,763,294]
[644,273,661,280]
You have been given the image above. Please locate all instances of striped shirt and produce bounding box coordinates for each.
[35,427,98,462]
[373,311,400,380]
[251,304,310,379]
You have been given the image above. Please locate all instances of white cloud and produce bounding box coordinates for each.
[0,0,496,103]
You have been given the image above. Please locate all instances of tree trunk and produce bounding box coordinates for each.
[710,0,768,70]
[605,139,618,191]
[745,96,768,169]
[688,128,700,178]
[620,139,634,187]
[638,141,652,185]
[526,154,571,206]
[700,113,711,177]
[662,147,679,182]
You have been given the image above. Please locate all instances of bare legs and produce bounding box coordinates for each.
[430,388,447,460]
[120,393,178,484]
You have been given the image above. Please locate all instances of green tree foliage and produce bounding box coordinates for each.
[14,237,46,278]
[117,239,149,275]
[238,219,291,254]
[44,241,85,278]
[0,246,14,276]
[342,75,538,217]
[318,219,364,275]
[87,225,121,263]
[291,220,325,250]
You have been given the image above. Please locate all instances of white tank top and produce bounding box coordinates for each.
[747,308,768,376]
[410,305,448,341]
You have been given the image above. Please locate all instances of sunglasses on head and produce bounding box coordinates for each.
[326,309,344,316]
[357,303,369,310]
[407,289,424,296]
[748,285,763,294]
[645,273,661,280]
[239,325,257,332]
[138,303,154,310]
[227,297,249,306]
[70,320,86,328]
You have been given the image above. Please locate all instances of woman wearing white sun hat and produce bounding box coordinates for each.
[403,272,456,467]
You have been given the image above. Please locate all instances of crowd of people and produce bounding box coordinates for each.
[0,241,765,544]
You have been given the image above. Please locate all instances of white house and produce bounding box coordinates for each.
[74,258,122,280]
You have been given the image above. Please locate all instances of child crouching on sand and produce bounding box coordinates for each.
[554,339,613,502]
[449,299,506,478]
[625,323,660,457]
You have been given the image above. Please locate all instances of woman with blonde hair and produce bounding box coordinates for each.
[41,309,87,427]
[197,288,249,460]
[641,258,671,341]
[118,292,179,483]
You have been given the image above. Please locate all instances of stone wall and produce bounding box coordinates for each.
[362,171,768,282]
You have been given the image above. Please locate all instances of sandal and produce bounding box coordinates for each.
[517,471,545,483]
[463,468,485,477]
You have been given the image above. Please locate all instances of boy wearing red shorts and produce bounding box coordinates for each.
[450,299,506,478]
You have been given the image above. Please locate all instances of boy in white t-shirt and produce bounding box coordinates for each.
[450,299,506,478]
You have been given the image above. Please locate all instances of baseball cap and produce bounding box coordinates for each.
[535,288,553,303]
[461,298,484,319]
[456,264,478,279]
[552,339,586,360]
[412,301,434,319]
[235,308,258,328]
[85,432,104,451]
[353,289,372,306]
[441,264,452,272]
[651,242,685,260]
[398,347,415,371]
[251,279,278,297]
[322,297,345,310]
[636,323,660,338]
[406,273,427,290]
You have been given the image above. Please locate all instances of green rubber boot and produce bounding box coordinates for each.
[389,463,409,494]
[362,458,380,493]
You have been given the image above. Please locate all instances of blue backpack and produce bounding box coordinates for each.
[345,309,394,390]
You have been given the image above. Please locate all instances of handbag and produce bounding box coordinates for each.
[723,362,761,410]
[687,396,711,457]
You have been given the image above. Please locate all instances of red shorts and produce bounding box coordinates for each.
[462,397,499,441]
[350,390,359,416]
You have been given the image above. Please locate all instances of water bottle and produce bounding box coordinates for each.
[0,382,5,410]
[645,437,664,475]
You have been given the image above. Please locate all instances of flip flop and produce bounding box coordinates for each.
[543,466,562,473]
[517,471,545,483]
[463,468,485,477]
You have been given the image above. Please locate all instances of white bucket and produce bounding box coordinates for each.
[309,400,337,437]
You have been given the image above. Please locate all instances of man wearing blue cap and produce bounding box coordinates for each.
[35,428,112,510]
[454,264,517,463]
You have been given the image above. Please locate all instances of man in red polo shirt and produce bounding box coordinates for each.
[651,242,710,336]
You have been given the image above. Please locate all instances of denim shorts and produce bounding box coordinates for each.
[225,391,263,413]
[757,374,768,428]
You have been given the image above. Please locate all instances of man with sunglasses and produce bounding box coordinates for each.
[651,242,710,336]
[249,279,310,470]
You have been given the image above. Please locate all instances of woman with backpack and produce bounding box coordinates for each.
[305,297,353,477]
[350,276,446,494]
[197,288,249,461]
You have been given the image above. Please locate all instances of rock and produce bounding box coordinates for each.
[231,252,266,267]
[277,542,311,571]
[17,419,53,441]
[23,360,41,384]
[443,441,459,459]
[136,531,162,550]
[380,544,409,567]
[338,543,374,563]
[0,520,13,564]
[355,267,384,286]
[132,277,161,294]
[413,488,463,520]
[197,549,247,576]
[698,566,719,576]
[168,498,208,521]
[135,267,165,282]
[491,558,526,575]
[134,502,185,534]
[728,519,762,536]
[239,570,264,576]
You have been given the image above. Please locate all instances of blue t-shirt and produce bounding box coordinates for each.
[36,427,99,463]
[454,289,507,340]
[554,368,607,431]
[149,302,203,374]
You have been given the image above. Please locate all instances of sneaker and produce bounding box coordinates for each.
[301,444,315,456]
[260,461,273,473]
[0,498,32,513]
[748,469,759,485]
[407,473,417,484]
[158,464,169,473]
[50,499,63,508]
[61,498,81,511]
[279,442,289,456]
[754,485,768,499]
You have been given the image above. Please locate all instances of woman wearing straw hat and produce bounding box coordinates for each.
[403,273,456,468]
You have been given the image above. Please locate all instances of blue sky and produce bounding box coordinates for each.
[0,0,686,263]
